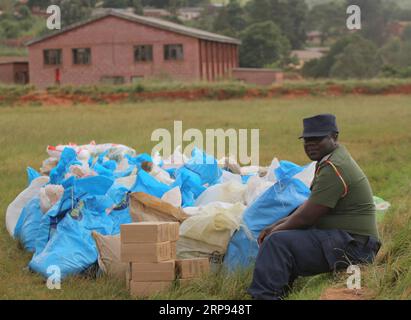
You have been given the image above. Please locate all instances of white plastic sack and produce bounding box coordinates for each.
[244,175,275,207]
[150,164,174,185]
[265,157,280,183]
[194,181,247,206]
[161,186,182,208]
[293,162,316,188]
[221,170,242,184]
[240,166,260,176]
[6,176,49,237]
[115,174,137,189]
[39,184,64,213]
[179,202,245,253]
[162,146,188,170]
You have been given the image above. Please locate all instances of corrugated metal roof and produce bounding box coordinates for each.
[26,9,241,46]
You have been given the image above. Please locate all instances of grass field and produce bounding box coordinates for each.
[1,95,411,299]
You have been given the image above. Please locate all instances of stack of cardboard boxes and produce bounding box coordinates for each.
[121,222,210,297]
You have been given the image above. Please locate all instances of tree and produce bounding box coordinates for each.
[330,35,381,79]
[129,0,143,15]
[245,0,308,49]
[0,19,19,39]
[239,21,291,68]
[302,35,352,78]
[27,0,50,9]
[345,0,395,46]
[103,0,128,8]
[306,1,346,44]
[55,0,93,27]
[213,0,246,37]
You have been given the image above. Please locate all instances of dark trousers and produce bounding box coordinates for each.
[248,229,381,300]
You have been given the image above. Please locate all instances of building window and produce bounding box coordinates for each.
[164,44,183,61]
[100,76,125,85]
[43,49,62,65]
[134,45,153,62]
[72,48,91,65]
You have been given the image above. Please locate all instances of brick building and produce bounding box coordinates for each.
[26,10,240,88]
[0,57,29,85]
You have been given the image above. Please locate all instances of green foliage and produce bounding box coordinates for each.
[245,0,308,49]
[54,0,93,27]
[330,35,381,79]
[213,0,246,37]
[239,21,291,68]
[306,1,346,44]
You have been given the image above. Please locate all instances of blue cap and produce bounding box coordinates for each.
[299,114,339,139]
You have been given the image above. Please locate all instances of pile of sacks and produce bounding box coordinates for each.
[6,141,317,280]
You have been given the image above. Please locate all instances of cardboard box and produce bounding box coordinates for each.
[129,280,173,298]
[130,261,175,281]
[170,241,177,260]
[169,223,180,242]
[175,258,210,279]
[121,222,177,243]
[121,241,172,262]
[126,265,131,290]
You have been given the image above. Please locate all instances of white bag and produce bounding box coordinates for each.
[293,162,316,188]
[179,202,245,253]
[244,175,274,207]
[161,186,182,208]
[149,164,174,185]
[194,181,247,206]
[162,146,188,170]
[39,184,64,213]
[220,170,242,184]
[6,176,49,237]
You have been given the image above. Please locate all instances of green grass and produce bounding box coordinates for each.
[1,95,411,299]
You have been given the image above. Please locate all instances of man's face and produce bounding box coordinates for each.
[303,135,337,161]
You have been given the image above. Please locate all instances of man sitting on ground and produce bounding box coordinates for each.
[248,114,381,300]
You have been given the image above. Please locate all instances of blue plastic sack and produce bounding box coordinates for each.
[131,169,171,199]
[49,148,80,184]
[172,166,206,207]
[243,178,310,239]
[223,227,259,271]
[33,176,114,256]
[29,197,114,279]
[26,167,40,186]
[184,148,222,186]
[224,160,311,272]
[14,197,42,252]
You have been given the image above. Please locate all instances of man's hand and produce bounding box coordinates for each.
[258,225,275,246]
[257,216,289,245]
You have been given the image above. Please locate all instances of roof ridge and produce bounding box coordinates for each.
[26,9,241,46]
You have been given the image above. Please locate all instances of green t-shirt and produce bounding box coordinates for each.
[309,144,379,239]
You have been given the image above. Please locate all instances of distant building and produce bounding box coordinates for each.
[306,31,323,46]
[231,68,283,86]
[0,57,29,85]
[26,10,240,88]
[387,21,411,37]
[143,8,171,19]
[177,7,204,21]
[291,47,329,69]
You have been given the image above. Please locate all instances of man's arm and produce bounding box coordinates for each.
[257,201,331,244]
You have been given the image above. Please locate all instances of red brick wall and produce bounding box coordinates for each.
[231,68,283,86]
[198,40,239,81]
[28,16,203,88]
[0,64,14,84]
